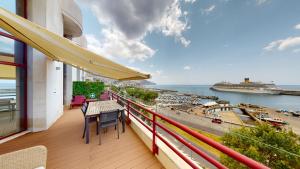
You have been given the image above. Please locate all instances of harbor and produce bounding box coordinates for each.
[146,85,300,135]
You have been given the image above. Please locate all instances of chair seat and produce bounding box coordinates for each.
[100,120,117,128]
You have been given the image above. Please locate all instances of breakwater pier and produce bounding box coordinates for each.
[278,89,300,96]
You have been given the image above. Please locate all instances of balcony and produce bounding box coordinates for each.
[0,92,269,169]
[0,108,163,169]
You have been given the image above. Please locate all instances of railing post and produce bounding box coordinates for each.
[108,91,111,100]
[110,91,113,100]
[152,114,158,154]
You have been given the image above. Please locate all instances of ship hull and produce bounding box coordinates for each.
[210,86,280,95]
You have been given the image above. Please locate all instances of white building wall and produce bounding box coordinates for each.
[27,0,64,131]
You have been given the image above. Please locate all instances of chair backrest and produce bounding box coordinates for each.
[74,95,86,103]
[99,92,110,101]
[100,110,119,123]
[81,102,88,115]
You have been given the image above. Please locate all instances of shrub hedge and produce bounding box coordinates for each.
[73,81,105,99]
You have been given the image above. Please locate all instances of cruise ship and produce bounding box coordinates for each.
[210,78,281,94]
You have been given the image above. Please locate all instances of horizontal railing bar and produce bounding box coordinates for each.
[156,122,227,169]
[0,61,26,67]
[128,111,153,132]
[156,134,200,169]
[110,91,270,169]
[154,114,269,169]
[0,31,22,42]
[128,106,153,122]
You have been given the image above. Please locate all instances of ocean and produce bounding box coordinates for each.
[0,82,16,99]
[145,85,300,111]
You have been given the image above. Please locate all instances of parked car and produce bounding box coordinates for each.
[212,118,222,124]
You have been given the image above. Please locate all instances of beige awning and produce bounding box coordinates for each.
[0,7,150,80]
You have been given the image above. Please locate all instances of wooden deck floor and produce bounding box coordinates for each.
[0,109,164,169]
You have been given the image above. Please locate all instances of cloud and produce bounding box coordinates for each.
[202,5,216,15]
[256,0,270,5]
[159,0,191,47]
[154,70,163,76]
[80,0,193,61]
[264,37,300,51]
[86,32,155,62]
[149,64,154,68]
[294,24,300,30]
[184,0,196,3]
[183,65,191,70]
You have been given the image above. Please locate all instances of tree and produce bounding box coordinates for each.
[124,87,158,105]
[221,124,300,169]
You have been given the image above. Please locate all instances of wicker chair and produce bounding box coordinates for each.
[0,145,47,169]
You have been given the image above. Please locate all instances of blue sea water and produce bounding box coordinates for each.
[145,85,300,111]
[0,82,16,99]
[0,83,15,89]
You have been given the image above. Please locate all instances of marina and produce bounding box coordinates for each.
[146,84,300,111]
[146,84,300,135]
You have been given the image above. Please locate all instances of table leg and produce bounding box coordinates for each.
[121,110,125,133]
[85,117,90,144]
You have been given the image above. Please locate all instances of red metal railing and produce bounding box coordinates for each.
[110,91,270,169]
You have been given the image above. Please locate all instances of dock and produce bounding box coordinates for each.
[239,108,262,124]
[278,89,300,96]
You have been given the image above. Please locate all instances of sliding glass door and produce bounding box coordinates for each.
[0,0,27,139]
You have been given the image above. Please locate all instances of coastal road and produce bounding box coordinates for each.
[154,107,243,169]
[157,107,241,136]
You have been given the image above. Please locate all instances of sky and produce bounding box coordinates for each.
[75,0,300,85]
[1,0,300,85]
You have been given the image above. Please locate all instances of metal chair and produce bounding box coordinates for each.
[81,102,98,138]
[98,110,120,145]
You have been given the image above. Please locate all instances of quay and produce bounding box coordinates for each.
[278,89,300,96]
[239,108,263,124]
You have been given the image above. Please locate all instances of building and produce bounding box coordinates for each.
[0,0,149,138]
[0,0,86,138]
[0,1,269,169]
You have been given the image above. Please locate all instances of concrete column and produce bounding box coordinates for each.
[77,68,81,81]
[27,0,64,131]
[63,64,73,105]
